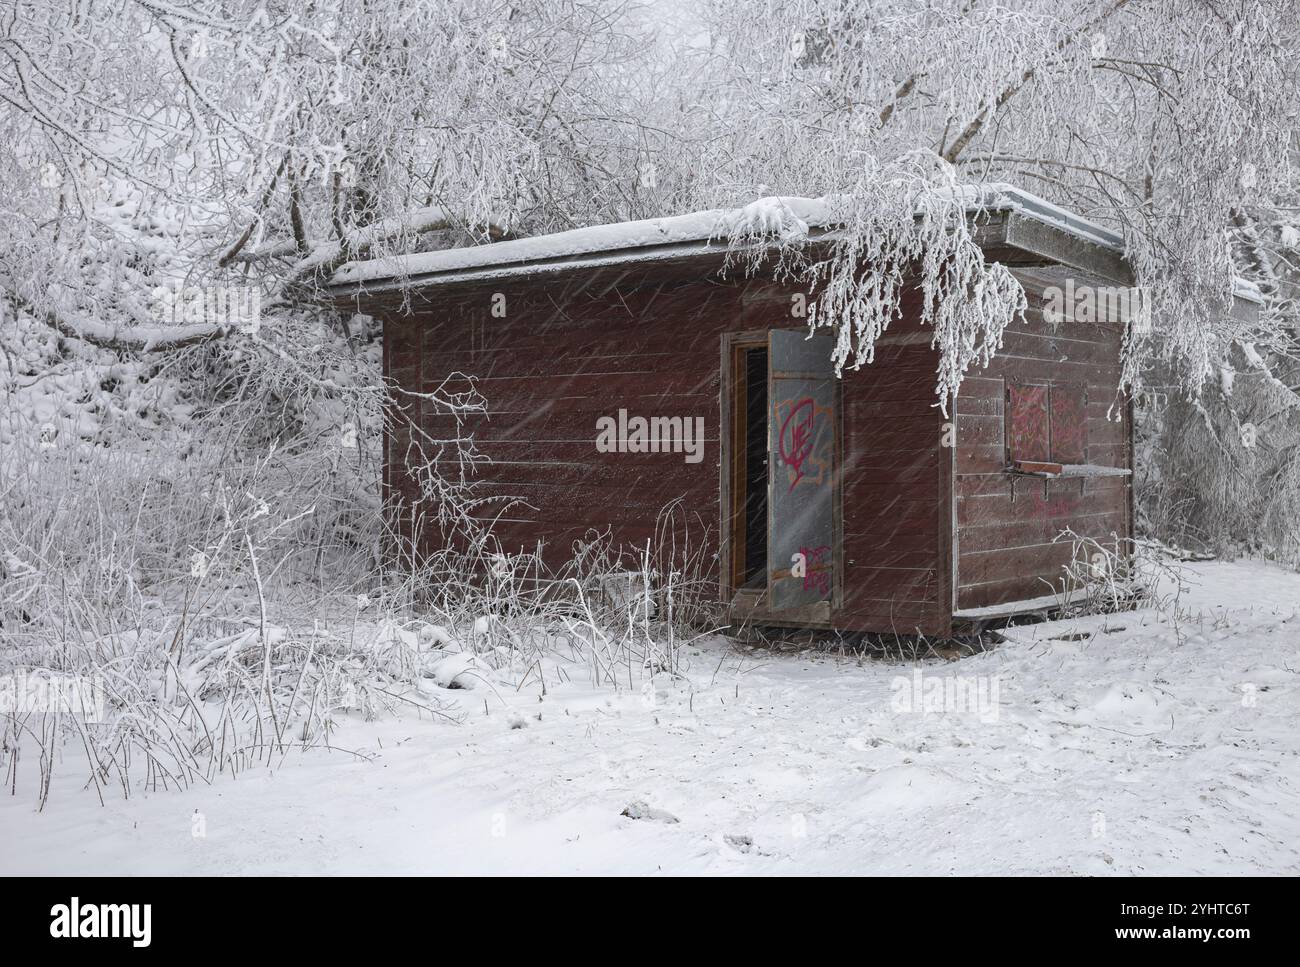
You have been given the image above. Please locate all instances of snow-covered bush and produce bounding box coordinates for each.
[0,295,481,805]
[1046,530,1188,619]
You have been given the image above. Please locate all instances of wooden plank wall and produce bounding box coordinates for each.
[386,268,729,560]
[953,270,1133,611]
[835,296,948,635]
[374,261,949,635]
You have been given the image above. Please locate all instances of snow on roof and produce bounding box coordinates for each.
[330,196,836,288]
[329,183,1263,304]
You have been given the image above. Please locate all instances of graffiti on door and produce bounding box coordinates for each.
[776,396,833,494]
[800,543,832,596]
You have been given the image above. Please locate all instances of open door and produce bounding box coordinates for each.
[768,329,837,612]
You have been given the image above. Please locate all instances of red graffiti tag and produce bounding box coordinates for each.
[801,544,832,595]
[779,397,817,493]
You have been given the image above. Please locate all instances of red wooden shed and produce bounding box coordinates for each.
[329,185,1259,637]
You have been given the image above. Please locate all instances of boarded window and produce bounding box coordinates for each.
[1005,382,1088,465]
[1049,383,1088,464]
[1006,383,1050,462]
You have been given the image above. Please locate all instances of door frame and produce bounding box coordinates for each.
[720,330,768,603]
[719,328,842,626]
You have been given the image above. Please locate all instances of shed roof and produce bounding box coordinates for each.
[328,183,1263,305]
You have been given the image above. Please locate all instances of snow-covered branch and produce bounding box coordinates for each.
[6,292,228,352]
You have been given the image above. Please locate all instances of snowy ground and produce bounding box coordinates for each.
[2,560,1297,875]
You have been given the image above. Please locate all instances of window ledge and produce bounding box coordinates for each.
[1007,461,1132,479]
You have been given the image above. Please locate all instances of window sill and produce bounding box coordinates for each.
[1006,461,1132,479]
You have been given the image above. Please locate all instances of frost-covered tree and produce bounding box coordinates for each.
[8,1,1295,387]
[637,0,1299,402]
[0,0,658,348]
[0,0,671,629]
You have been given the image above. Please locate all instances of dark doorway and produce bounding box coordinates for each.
[741,345,768,587]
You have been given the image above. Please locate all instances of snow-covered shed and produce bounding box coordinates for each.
[328,185,1261,636]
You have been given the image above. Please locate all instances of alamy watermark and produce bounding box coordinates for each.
[1042,279,1152,334]
[0,671,107,722]
[50,898,151,947]
[890,670,1001,724]
[151,284,262,334]
[595,409,705,464]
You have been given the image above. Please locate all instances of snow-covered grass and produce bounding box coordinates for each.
[0,305,717,818]
[2,559,1296,875]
